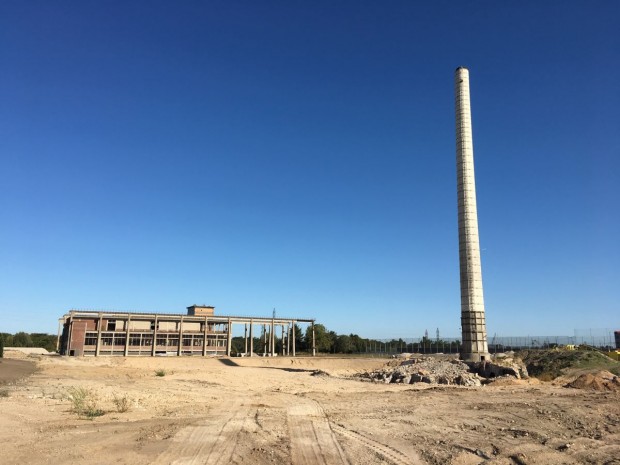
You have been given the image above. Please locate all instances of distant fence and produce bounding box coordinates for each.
[364,328,619,355]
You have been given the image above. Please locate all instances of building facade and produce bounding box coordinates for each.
[58,305,315,357]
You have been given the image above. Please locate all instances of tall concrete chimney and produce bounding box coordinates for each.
[455,67,490,362]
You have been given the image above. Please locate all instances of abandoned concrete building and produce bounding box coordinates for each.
[58,305,316,357]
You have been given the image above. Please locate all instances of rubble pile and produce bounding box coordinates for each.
[472,352,529,379]
[358,357,483,387]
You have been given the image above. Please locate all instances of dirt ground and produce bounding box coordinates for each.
[0,353,619,465]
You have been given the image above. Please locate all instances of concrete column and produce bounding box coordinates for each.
[226,318,233,356]
[249,320,254,357]
[67,314,74,355]
[124,316,131,356]
[292,321,296,357]
[203,317,209,356]
[281,325,285,356]
[151,316,158,356]
[177,317,184,356]
[56,318,63,353]
[95,313,103,356]
[244,324,248,355]
[286,324,290,356]
[455,66,490,362]
[263,325,267,356]
[312,322,316,357]
[271,319,275,357]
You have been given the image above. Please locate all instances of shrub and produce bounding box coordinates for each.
[66,387,105,419]
[112,393,131,413]
[155,369,166,377]
[0,389,9,398]
[0,334,4,358]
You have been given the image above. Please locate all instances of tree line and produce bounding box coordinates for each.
[230,324,462,355]
[0,332,57,353]
[0,325,462,357]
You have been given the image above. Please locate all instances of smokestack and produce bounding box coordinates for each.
[455,67,490,362]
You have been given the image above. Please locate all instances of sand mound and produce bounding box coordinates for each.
[4,347,49,356]
[565,371,620,391]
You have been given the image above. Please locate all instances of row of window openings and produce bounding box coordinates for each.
[105,320,226,332]
[85,335,226,347]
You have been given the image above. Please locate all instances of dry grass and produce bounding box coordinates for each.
[66,387,105,419]
[112,393,131,413]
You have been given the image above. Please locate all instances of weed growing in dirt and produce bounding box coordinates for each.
[112,393,131,413]
[155,369,167,377]
[0,389,9,398]
[66,387,105,419]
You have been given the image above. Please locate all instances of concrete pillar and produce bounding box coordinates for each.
[177,317,184,356]
[312,322,316,357]
[56,318,63,353]
[95,313,103,356]
[281,325,285,356]
[292,321,296,357]
[286,324,290,356]
[226,318,233,356]
[455,67,490,362]
[249,320,254,357]
[244,324,248,355]
[263,325,267,356]
[271,319,275,357]
[151,316,158,356]
[124,316,131,356]
[202,316,209,356]
[67,314,74,356]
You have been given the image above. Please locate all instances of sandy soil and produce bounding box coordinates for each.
[0,354,619,465]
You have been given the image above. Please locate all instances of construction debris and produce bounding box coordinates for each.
[356,354,529,387]
[357,357,483,386]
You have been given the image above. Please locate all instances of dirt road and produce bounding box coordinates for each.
[0,355,618,464]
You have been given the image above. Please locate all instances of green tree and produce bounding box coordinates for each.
[335,335,354,354]
[293,324,305,351]
[230,336,245,355]
[0,334,4,358]
[305,324,332,353]
[12,332,32,347]
[30,334,57,352]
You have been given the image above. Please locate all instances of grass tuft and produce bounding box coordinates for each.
[66,386,105,419]
[112,393,131,413]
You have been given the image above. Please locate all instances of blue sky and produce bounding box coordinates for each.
[1,1,618,338]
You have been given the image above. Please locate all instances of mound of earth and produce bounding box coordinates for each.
[565,370,620,391]
[519,349,620,380]
[357,357,483,386]
[4,347,50,356]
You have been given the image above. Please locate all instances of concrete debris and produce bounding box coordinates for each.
[357,354,529,387]
[357,357,483,387]
[468,353,529,379]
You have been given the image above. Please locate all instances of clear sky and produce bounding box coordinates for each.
[1,1,618,338]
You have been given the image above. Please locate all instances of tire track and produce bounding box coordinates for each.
[287,401,349,465]
[154,400,255,465]
[331,424,425,465]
